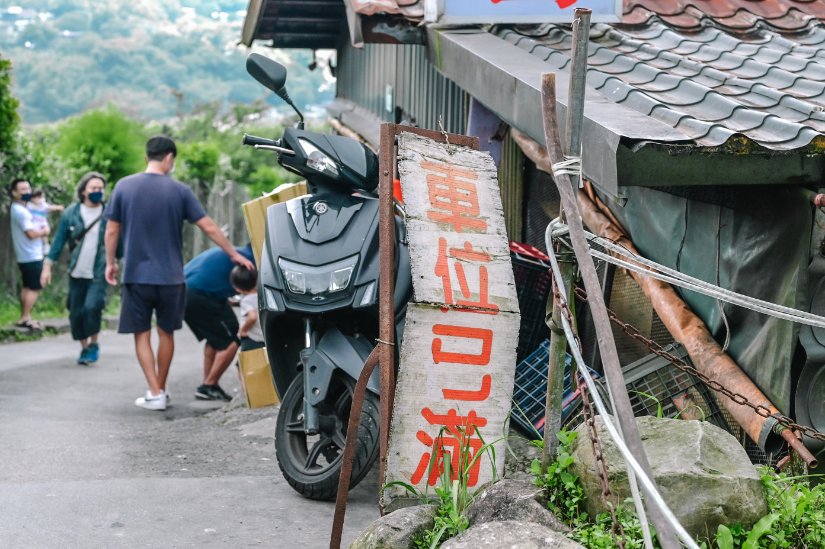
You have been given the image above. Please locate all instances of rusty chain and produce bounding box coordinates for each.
[572,286,825,444]
[552,280,626,548]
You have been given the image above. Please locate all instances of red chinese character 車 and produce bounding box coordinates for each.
[420,159,487,233]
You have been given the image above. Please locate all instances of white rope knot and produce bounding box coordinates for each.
[551,155,583,187]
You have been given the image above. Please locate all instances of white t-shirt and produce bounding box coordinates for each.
[71,204,102,279]
[240,293,264,343]
[10,202,43,262]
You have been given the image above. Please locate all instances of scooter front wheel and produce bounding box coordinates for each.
[274,373,380,500]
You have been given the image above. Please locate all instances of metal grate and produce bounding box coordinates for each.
[510,339,600,437]
[510,242,553,363]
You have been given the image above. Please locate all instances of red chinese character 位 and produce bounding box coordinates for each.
[432,324,493,365]
[421,159,487,233]
[435,237,499,313]
[411,408,488,487]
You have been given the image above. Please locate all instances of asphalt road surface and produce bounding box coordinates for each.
[0,329,379,548]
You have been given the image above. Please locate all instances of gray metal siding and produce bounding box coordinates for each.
[336,42,468,135]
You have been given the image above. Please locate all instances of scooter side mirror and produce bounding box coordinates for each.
[246,53,289,100]
[246,52,305,129]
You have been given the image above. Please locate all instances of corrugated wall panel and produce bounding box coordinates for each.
[499,133,524,242]
[337,40,526,238]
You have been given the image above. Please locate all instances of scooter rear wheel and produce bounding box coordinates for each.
[275,373,380,500]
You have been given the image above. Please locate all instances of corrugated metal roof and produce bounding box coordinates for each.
[495,2,825,151]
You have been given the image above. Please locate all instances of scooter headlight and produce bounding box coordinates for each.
[278,255,358,297]
[298,138,340,178]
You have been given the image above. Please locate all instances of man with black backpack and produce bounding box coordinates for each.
[41,172,112,365]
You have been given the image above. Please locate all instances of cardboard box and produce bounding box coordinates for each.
[238,347,279,408]
[242,181,307,264]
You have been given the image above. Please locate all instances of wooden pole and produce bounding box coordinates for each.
[540,72,680,549]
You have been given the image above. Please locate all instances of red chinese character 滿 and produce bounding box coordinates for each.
[410,408,488,486]
[432,324,493,365]
[435,237,499,313]
[443,373,492,401]
[421,159,487,233]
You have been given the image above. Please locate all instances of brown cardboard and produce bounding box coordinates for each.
[238,347,279,408]
[242,181,307,264]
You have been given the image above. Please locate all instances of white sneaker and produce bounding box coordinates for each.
[135,391,167,411]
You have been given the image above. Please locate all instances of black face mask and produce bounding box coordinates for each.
[88,191,104,204]
[20,193,32,202]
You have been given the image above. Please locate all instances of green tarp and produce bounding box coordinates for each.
[603,185,813,414]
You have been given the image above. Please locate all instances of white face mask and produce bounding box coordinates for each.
[167,161,176,175]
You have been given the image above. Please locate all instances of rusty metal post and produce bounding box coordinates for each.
[378,123,397,512]
[330,349,381,549]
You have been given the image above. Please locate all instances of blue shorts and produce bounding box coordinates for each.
[119,283,186,334]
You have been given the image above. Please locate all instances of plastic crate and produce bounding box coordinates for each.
[510,339,600,437]
[510,241,553,363]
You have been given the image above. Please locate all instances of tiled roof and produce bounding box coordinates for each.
[624,1,825,34]
[496,3,825,150]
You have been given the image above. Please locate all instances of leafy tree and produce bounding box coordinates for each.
[55,106,147,185]
[0,54,20,154]
[179,140,221,202]
[0,53,42,193]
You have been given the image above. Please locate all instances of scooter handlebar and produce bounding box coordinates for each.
[243,133,279,147]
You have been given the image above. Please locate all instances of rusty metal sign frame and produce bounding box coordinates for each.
[330,124,479,549]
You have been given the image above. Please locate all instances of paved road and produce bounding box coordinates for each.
[0,329,379,548]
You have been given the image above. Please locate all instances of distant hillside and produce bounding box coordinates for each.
[0,0,335,124]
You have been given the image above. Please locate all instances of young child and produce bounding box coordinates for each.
[230,265,264,351]
[27,189,64,255]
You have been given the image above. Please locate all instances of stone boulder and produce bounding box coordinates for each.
[571,415,768,539]
[465,479,569,533]
[442,520,584,549]
[348,504,437,549]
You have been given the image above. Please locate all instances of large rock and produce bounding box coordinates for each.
[348,504,437,549]
[442,520,584,549]
[571,415,768,538]
[465,479,569,533]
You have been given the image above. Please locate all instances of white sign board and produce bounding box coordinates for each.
[425,0,623,23]
[382,132,520,508]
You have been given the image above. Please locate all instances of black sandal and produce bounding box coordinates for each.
[15,320,43,330]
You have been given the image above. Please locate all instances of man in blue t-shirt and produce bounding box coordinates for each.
[104,135,255,412]
[183,244,255,402]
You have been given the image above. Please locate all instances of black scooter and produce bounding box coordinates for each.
[242,53,411,500]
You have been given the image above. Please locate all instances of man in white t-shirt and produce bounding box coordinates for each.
[9,178,49,329]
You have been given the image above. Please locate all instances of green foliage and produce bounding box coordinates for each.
[384,427,499,549]
[55,106,146,184]
[535,430,825,549]
[532,429,585,524]
[0,54,20,152]
[710,468,825,549]
[533,429,651,548]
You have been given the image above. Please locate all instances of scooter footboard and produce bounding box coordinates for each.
[304,328,380,405]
